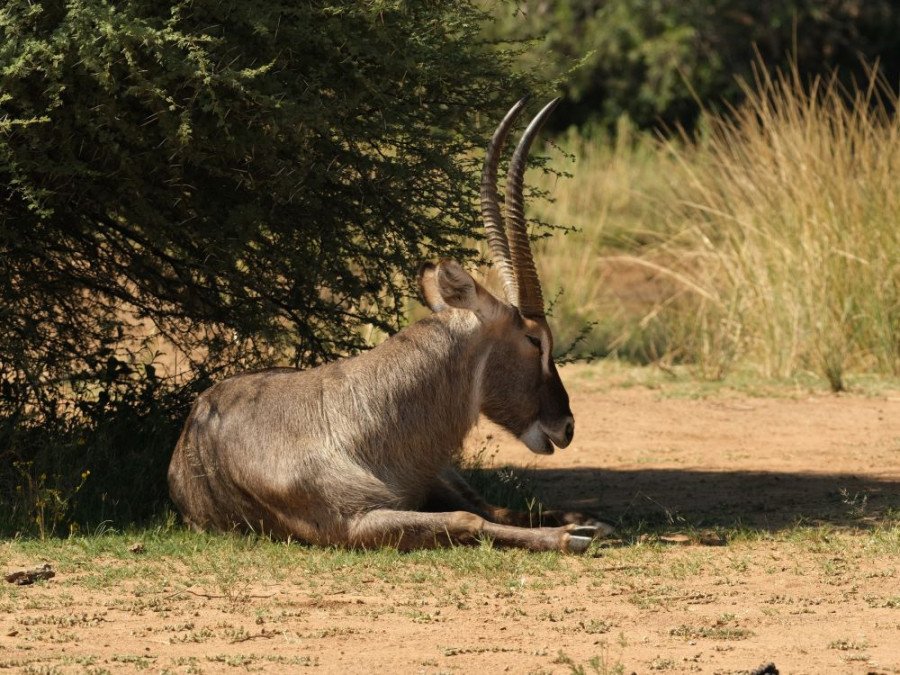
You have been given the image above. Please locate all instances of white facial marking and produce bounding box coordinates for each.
[520,421,553,455]
[539,331,551,376]
[470,346,491,424]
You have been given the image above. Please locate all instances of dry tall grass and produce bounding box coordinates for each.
[530,120,681,361]
[537,66,900,388]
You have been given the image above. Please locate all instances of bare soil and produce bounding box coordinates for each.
[3,373,900,674]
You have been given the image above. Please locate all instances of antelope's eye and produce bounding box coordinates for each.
[526,335,542,351]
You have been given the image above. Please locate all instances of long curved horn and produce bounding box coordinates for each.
[505,97,560,318]
[481,96,529,306]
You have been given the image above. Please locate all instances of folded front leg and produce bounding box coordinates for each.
[424,467,614,536]
[344,508,599,553]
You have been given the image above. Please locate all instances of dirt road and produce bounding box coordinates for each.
[2,373,900,674]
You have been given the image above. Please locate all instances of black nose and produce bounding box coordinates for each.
[565,421,574,444]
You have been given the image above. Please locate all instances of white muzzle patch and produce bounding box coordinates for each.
[520,421,553,455]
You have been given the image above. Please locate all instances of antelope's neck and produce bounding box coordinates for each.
[353,309,487,462]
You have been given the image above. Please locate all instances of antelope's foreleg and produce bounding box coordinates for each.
[345,509,598,553]
[432,467,614,535]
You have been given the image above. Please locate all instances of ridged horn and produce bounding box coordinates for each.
[481,96,529,307]
[505,97,560,318]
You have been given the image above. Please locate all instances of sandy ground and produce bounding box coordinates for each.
[3,373,900,674]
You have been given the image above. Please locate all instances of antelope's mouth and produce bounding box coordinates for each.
[520,417,575,455]
[520,423,556,455]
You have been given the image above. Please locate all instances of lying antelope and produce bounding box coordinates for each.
[168,98,608,553]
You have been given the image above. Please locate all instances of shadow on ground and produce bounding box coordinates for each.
[472,466,900,532]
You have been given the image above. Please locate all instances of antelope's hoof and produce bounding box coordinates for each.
[583,518,615,538]
[564,525,601,554]
[551,510,616,536]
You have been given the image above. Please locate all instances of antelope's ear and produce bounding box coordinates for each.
[417,262,447,312]
[434,259,505,322]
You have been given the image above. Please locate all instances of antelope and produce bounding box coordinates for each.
[167,98,609,553]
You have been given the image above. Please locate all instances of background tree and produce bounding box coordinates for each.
[0,0,543,532]
[491,0,900,131]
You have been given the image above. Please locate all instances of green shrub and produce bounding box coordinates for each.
[0,0,545,534]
